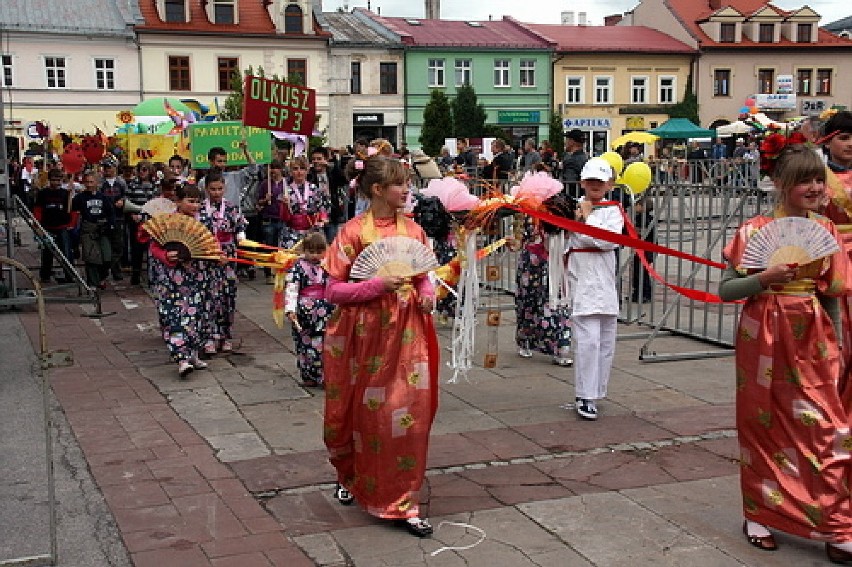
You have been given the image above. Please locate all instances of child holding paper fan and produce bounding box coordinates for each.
[323,155,439,538]
[148,184,220,379]
[284,232,333,388]
[199,172,247,355]
[719,143,852,562]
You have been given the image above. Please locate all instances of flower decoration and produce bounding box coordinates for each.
[759,131,807,176]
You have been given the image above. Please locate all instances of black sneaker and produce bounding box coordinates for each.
[577,399,598,420]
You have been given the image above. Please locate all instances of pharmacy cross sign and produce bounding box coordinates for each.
[241,75,317,136]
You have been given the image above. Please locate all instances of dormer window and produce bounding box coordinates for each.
[759,23,774,42]
[798,23,812,42]
[163,0,186,23]
[213,0,236,24]
[720,23,736,43]
[284,4,303,34]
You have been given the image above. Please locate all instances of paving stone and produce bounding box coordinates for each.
[200,532,290,558]
[131,545,210,567]
[242,401,326,454]
[426,433,501,469]
[514,414,674,453]
[207,432,270,462]
[460,427,547,461]
[210,552,272,567]
[101,480,171,509]
[426,473,500,517]
[640,404,735,436]
[230,451,335,492]
[265,490,377,536]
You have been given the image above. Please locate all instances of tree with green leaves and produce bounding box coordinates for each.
[218,65,278,121]
[668,73,700,125]
[419,89,453,156]
[548,111,564,153]
[451,84,487,139]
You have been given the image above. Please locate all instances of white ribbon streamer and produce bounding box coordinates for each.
[448,231,479,383]
[430,521,487,556]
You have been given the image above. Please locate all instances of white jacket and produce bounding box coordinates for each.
[566,201,624,316]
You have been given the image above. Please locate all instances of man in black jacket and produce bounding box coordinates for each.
[561,129,588,198]
[308,147,347,242]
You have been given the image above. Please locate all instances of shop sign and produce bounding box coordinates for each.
[801,99,826,115]
[563,118,611,129]
[354,113,384,126]
[776,75,794,94]
[755,93,797,110]
[498,110,540,124]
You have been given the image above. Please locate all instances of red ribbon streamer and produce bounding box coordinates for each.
[507,202,736,304]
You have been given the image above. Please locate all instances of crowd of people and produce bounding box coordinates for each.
[16,113,852,557]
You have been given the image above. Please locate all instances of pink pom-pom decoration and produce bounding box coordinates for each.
[367,147,379,157]
[355,160,364,171]
[510,171,563,201]
[422,176,481,212]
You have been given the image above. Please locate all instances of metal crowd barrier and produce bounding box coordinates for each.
[410,159,763,361]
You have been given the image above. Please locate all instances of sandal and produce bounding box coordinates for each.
[334,483,354,506]
[742,521,777,551]
[398,517,433,538]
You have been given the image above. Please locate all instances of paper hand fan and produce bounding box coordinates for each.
[349,236,440,280]
[141,197,177,217]
[142,214,221,261]
[740,217,839,269]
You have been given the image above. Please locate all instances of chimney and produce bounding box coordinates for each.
[561,11,575,25]
[425,0,440,19]
[709,0,722,9]
[578,12,587,25]
[604,14,623,26]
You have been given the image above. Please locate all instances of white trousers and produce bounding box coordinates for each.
[572,313,617,400]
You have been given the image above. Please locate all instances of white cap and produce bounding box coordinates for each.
[580,157,614,181]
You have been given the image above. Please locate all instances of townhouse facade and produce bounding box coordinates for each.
[525,24,695,154]
[360,12,554,150]
[622,0,852,128]
[318,10,405,149]
[0,0,142,135]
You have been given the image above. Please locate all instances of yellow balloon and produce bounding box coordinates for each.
[600,151,624,175]
[621,162,652,195]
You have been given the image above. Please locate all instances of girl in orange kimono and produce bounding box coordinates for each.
[821,111,852,391]
[322,155,439,537]
[720,144,852,563]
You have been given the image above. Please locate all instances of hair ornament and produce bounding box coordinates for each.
[367,147,379,157]
[820,108,839,121]
[759,131,807,176]
[355,159,364,171]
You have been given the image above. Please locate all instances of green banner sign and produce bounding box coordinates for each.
[188,121,271,169]
[497,110,541,124]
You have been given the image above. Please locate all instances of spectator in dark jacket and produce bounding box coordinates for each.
[561,129,588,198]
[308,146,347,243]
[483,139,513,180]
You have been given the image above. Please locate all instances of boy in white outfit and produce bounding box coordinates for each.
[566,157,624,420]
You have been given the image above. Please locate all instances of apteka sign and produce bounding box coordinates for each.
[242,75,316,136]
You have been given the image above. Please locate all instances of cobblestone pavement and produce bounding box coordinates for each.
[4,251,837,566]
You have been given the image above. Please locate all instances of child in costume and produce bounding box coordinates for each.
[199,172,247,354]
[720,142,852,562]
[566,158,624,421]
[148,184,220,378]
[279,156,330,249]
[322,155,439,538]
[285,231,333,388]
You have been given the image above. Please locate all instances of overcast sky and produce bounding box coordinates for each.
[323,0,848,26]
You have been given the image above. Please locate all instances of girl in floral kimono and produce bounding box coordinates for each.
[323,155,439,538]
[719,143,852,563]
[285,231,333,388]
[199,172,247,354]
[279,156,330,249]
[148,184,220,379]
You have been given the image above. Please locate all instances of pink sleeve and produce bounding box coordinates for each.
[149,240,177,266]
[325,276,387,305]
[414,274,435,299]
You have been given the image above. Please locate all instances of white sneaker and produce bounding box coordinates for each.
[178,360,194,379]
[518,347,533,358]
[576,399,598,420]
[190,359,209,370]
[553,356,573,367]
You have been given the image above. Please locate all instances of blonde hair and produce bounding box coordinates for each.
[289,156,309,171]
[772,144,825,203]
[297,231,328,254]
[370,139,394,157]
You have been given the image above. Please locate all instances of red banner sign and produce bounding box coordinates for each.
[241,75,316,136]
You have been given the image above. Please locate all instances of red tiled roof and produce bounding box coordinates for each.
[136,0,329,37]
[524,24,696,54]
[664,0,852,48]
[359,10,551,49]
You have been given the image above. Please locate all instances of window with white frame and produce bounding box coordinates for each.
[566,76,584,104]
[519,59,536,87]
[212,0,236,24]
[428,58,445,87]
[94,58,115,90]
[45,56,66,88]
[659,76,676,103]
[631,76,648,104]
[494,59,510,87]
[1,54,12,87]
[594,75,612,104]
[163,0,186,22]
[455,59,471,87]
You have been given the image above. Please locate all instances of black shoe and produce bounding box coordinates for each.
[827,543,852,564]
[397,517,433,537]
[334,483,354,505]
[576,399,598,421]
